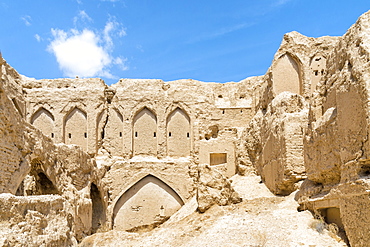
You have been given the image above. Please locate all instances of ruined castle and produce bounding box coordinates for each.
[2,9,370,247]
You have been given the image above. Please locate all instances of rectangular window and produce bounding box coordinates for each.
[210,153,227,165]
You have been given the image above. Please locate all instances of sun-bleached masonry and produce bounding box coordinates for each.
[3,10,370,247]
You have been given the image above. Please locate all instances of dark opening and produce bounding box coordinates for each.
[84,132,87,138]
[119,132,122,137]
[187,132,190,138]
[154,132,156,137]
[169,132,172,137]
[68,133,71,138]
[101,131,105,139]
[218,95,223,98]
[51,133,54,138]
[314,70,319,76]
[37,172,59,195]
[91,183,105,234]
[222,110,225,114]
[135,132,138,137]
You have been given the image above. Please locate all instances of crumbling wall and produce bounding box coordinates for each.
[0,58,101,244]
[297,10,370,247]
[242,31,337,195]
[244,92,308,195]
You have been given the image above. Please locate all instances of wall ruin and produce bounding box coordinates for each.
[2,10,370,247]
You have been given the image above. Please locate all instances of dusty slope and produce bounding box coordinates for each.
[80,175,347,247]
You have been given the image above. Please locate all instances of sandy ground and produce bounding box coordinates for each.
[80,175,347,247]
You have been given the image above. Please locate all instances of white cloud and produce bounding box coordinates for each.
[73,10,93,26]
[21,15,32,26]
[34,34,41,42]
[48,15,127,79]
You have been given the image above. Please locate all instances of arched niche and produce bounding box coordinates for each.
[310,55,326,93]
[112,175,184,231]
[64,107,88,151]
[107,109,124,155]
[167,107,191,157]
[91,183,105,233]
[133,107,157,156]
[31,107,55,139]
[272,53,302,95]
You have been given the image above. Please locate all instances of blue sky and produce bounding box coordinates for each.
[0,1,369,85]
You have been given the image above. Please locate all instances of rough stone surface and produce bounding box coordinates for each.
[3,10,370,247]
[196,164,241,213]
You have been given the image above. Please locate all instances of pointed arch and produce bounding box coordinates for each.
[272,53,302,95]
[64,107,88,151]
[133,107,157,156]
[112,174,184,231]
[31,107,55,139]
[167,107,191,157]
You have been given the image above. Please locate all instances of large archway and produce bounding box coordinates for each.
[31,107,55,139]
[167,107,191,157]
[133,107,157,156]
[112,175,184,231]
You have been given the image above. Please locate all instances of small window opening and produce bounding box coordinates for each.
[169,132,172,137]
[314,70,319,76]
[119,132,122,137]
[135,132,138,137]
[68,133,71,138]
[218,95,223,98]
[222,110,225,114]
[51,133,54,138]
[84,132,87,138]
[321,69,325,75]
[187,132,190,138]
[154,132,156,137]
[240,110,243,113]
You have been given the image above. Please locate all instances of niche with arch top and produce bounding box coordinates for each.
[167,107,191,157]
[91,183,106,233]
[133,107,157,156]
[272,53,302,95]
[64,107,88,151]
[112,175,184,231]
[31,107,55,139]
